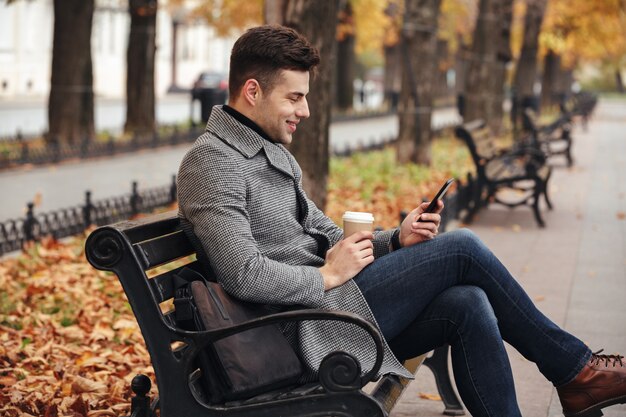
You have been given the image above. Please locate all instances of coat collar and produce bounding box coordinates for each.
[206,106,295,179]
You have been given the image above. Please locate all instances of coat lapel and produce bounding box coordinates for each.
[206,106,295,179]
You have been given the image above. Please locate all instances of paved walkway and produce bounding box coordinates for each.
[392,98,626,416]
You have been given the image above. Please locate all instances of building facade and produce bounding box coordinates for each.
[0,0,237,99]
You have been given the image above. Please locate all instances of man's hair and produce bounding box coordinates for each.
[229,25,320,98]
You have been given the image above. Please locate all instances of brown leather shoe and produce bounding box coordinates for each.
[557,350,626,417]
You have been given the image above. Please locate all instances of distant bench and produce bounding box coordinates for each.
[85,211,465,417]
[522,91,597,168]
[455,120,553,227]
[523,108,574,167]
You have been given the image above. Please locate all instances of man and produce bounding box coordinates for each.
[177,25,625,417]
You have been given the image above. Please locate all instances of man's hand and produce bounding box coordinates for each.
[320,231,374,291]
[398,200,443,248]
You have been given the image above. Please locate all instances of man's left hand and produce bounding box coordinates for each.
[398,201,443,248]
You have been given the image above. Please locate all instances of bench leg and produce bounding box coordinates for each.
[565,140,574,167]
[423,345,465,416]
[543,170,553,211]
[127,374,155,417]
[532,186,546,228]
[463,182,485,224]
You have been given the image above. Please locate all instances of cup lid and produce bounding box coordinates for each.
[342,211,374,222]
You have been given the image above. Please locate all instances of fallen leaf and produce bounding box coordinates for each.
[534,295,545,302]
[617,212,625,220]
[71,376,107,394]
[419,392,442,401]
[0,375,18,386]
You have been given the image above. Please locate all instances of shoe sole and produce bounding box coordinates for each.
[563,394,626,417]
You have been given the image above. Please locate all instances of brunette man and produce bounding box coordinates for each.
[177,25,625,417]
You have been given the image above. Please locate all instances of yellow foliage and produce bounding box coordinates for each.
[439,0,474,53]
[351,0,397,54]
[541,0,626,67]
[190,0,263,37]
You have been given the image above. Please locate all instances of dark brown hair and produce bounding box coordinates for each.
[229,25,320,98]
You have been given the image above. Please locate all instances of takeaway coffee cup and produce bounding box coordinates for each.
[342,211,374,238]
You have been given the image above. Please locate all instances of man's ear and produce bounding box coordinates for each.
[242,79,261,106]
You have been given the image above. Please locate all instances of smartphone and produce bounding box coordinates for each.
[422,178,455,215]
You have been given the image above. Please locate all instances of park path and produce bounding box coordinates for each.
[392,98,626,417]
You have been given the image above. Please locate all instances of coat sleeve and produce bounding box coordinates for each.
[177,144,326,308]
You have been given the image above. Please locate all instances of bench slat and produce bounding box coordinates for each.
[133,229,195,270]
[148,260,203,303]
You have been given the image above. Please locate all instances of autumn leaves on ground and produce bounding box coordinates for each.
[0,140,471,416]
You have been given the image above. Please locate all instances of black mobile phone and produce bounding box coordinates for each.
[422,178,455,214]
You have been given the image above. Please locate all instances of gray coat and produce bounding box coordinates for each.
[177,106,412,380]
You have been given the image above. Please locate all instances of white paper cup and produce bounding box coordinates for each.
[343,211,374,237]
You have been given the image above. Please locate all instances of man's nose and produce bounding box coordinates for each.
[296,98,310,119]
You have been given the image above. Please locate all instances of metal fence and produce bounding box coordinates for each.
[0,171,478,257]
[0,177,177,256]
[0,126,204,171]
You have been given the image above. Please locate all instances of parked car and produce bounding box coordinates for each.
[191,72,228,122]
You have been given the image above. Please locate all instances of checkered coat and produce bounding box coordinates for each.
[177,106,412,381]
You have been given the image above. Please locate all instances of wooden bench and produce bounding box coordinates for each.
[85,211,465,417]
[455,120,553,227]
[522,108,574,167]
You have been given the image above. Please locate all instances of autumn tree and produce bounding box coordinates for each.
[511,0,547,125]
[489,0,513,133]
[382,1,403,109]
[396,0,442,166]
[463,0,514,129]
[336,1,356,110]
[265,0,340,209]
[48,0,95,145]
[540,0,626,95]
[125,0,158,136]
[194,0,263,35]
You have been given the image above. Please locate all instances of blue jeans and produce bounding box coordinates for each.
[354,229,591,417]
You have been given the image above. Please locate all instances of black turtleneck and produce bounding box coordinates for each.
[223,105,275,143]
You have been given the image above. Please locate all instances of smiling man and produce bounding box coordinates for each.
[177,25,626,417]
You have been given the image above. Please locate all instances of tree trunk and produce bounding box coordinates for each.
[617,68,625,93]
[512,0,547,125]
[264,0,287,24]
[463,0,501,126]
[397,0,441,166]
[48,0,95,145]
[280,0,339,210]
[384,44,401,110]
[336,2,355,111]
[489,0,513,133]
[125,0,157,136]
[541,49,561,109]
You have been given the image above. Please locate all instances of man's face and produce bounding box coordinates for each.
[253,70,310,145]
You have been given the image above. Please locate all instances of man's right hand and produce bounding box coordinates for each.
[319,231,374,291]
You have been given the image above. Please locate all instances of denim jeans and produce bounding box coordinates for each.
[354,229,591,417]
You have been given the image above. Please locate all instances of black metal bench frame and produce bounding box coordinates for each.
[455,120,553,227]
[523,109,574,167]
[85,211,465,417]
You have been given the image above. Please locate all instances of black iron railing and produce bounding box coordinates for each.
[0,172,478,257]
[0,176,177,256]
[0,126,204,171]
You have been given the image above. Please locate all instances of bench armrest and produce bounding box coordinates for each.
[174,308,385,388]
